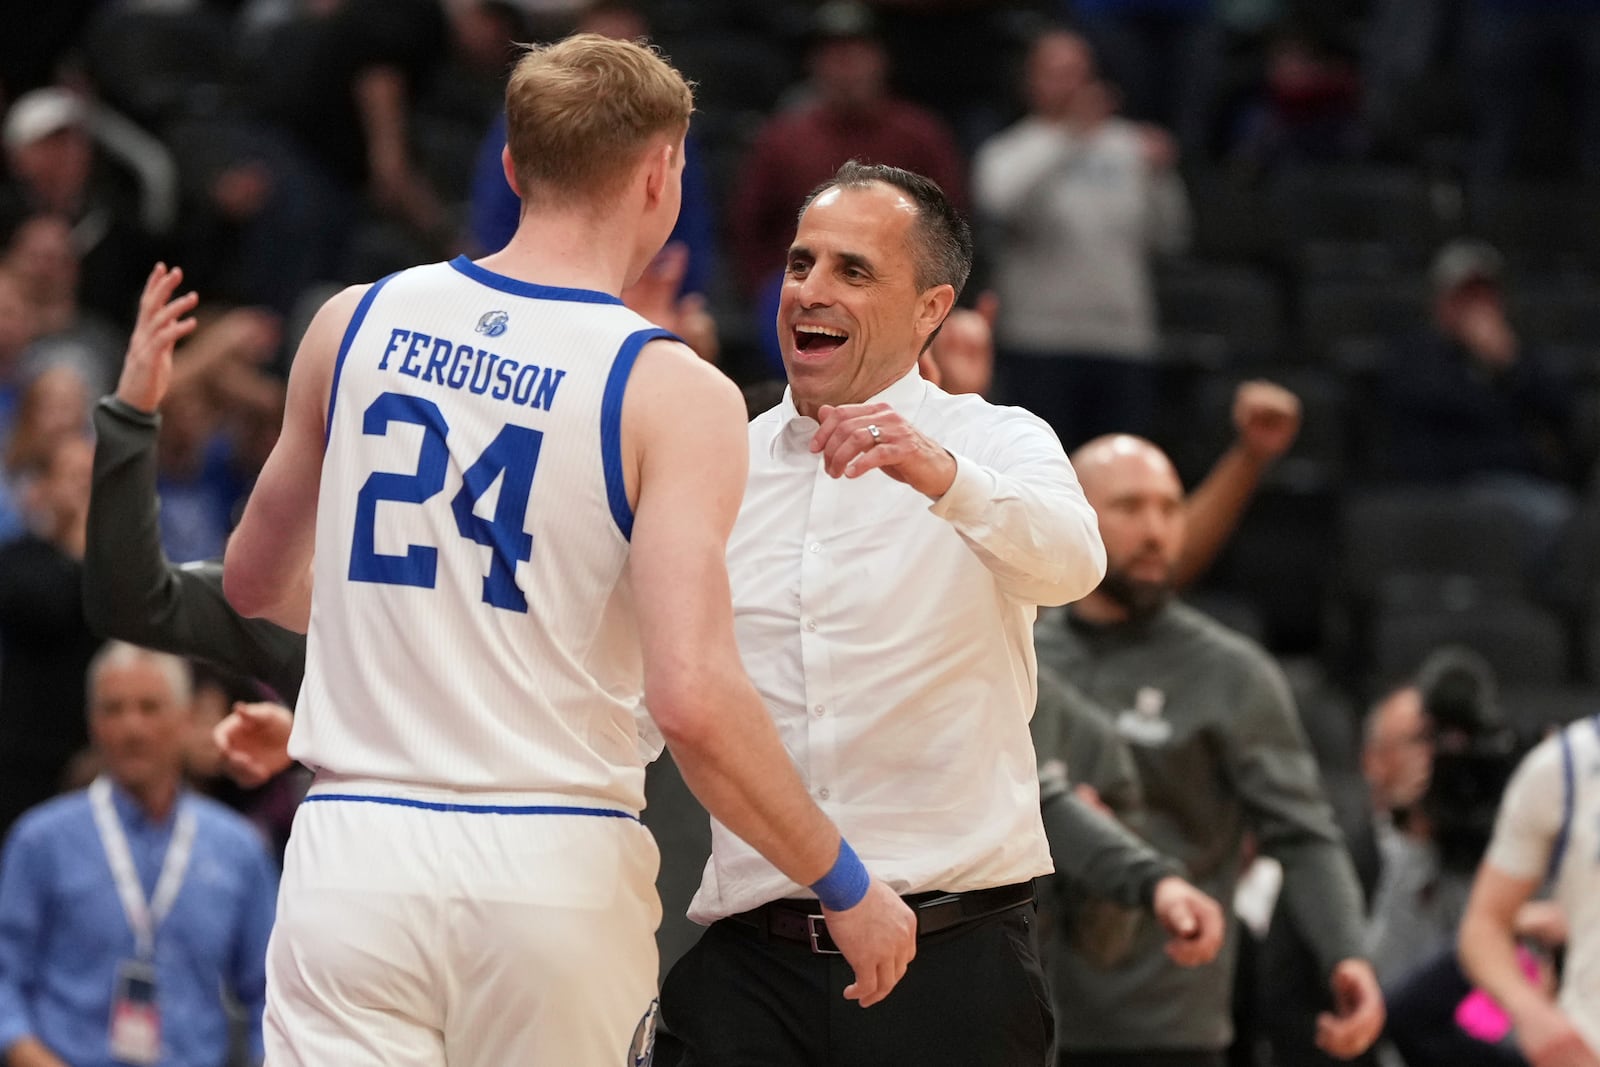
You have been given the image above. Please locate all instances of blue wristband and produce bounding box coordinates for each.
[811,838,871,911]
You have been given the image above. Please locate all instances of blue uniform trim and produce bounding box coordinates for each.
[601,328,677,541]
[325,272,400,447]
[1546,712,1598,882]
[449,255,625,305]
[304,793,639,821]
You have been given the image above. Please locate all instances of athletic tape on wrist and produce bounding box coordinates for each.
[811,838,870,911]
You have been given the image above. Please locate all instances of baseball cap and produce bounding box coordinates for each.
[3,88,87,152]
[1430,238,1505,297]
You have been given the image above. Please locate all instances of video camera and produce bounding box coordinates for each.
[1415,647,1526,874]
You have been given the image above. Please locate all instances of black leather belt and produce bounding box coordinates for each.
[727,881,1035,955]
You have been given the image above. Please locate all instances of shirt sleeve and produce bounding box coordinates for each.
[973,127,1078,223]
[229,835,280,1063]
[86,398,306,704]
[929,406,1106,606]
[1483,735,1565,881]
[0,822,50,1054]
[1224,654,1368,977]
[1041,791,1180,909]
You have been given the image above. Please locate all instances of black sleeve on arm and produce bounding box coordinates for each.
[1225,654,1367,979]
[85,397,306,703]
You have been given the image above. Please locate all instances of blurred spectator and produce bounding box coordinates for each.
[0,433,101,837]
[466,3,717,296]
[1234,26,1363,170]
[1459,711,1599,1067]
[1,88,165,327]
[152,306,283,564]
[1064,0,1222,155]
[0,642,277,1067]
[1374,239,1579,556]
[1462,0,1600,181]
[0,360,89,542]
[728,0,968,371]
[2,212,126,395]
[1363,683,1433,836]
[1038,434,1384,1066]
[925,290,999,398]
[974,28,1190,448]
[1365,648,1522,988]
[0,270,40,539]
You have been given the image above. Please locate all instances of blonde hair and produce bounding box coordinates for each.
[504,33,693,209]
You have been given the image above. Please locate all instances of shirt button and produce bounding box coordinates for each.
[817,787,830,800]
[808,541,822,553]
[805,619,818,632]
[813,704,825,717]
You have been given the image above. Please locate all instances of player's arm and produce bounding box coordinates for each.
[223,286,364,632]
[624,340,915,1006]
[1458,738,1597,1067]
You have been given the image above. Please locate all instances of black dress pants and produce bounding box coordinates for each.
[655,903,1052,1067]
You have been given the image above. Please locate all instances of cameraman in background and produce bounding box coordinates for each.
[1373,648,1554,1067]
[1458,709,1598,1067]
[1366,647,1523,985]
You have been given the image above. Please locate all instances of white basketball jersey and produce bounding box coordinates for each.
[1549,716,1600,1054]
[292,257,670,811]
[1487,714,1600,1054]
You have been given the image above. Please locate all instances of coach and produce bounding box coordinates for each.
[654,162,1221,1067]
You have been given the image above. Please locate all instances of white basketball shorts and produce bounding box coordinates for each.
[264,777,662,1067]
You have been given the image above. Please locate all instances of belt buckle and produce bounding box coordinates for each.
[806,913,842,955]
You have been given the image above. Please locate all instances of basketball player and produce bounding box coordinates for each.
[221,35,914,1067]
[1459,714,1600,1067]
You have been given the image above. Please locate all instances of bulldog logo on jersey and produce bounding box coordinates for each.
[627,998,658,1066]
[476,310,510,337]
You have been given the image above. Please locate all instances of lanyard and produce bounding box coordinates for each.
[89,777,197,960]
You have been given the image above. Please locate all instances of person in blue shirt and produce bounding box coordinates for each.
[0,641,278,1067]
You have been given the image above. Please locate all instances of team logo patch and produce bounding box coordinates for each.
[627,998,658,1066]
[476,310,510,337]
[1116,686,1173,746]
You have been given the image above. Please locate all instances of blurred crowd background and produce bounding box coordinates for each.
[0,1,1598,1064]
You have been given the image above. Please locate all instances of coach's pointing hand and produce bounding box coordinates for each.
[812,402,956,499]
[823,878,918,1007]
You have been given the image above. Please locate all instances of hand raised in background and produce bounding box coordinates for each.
[115,263,199,414]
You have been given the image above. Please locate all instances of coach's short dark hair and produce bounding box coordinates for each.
[800,161,973,300]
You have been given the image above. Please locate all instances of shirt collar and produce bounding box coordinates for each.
[107,778,187,831]
[767,365,931,460]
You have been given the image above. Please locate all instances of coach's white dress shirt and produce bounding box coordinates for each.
[686,367,1106,923]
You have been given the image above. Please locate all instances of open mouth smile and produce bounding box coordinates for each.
[792,323,850,359]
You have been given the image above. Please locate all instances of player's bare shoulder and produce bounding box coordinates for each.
[618,337,747,505]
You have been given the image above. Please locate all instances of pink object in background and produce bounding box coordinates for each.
[1455,947,1543,1042]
